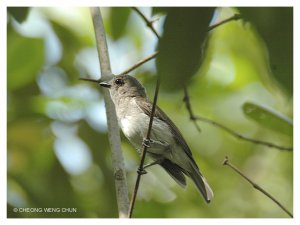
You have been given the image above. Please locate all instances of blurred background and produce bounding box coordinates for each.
[7,7,293,218]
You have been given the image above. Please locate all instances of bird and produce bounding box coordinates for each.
[100,74,213,203]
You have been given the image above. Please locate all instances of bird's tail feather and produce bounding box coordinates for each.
[188,163,213,203]
[160,159,186,187]
[160,159,213,203]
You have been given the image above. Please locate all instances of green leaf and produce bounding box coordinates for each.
[239,7,293,95]
[8,7,30,23]
[109,7,131,40]
[242,102,293,136]
[7,25,44,91]
[156,7,214,90]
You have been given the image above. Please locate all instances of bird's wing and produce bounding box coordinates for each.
[135,97,198,166]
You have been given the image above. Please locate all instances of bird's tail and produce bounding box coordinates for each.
[188,163,213,203]
[160,159,187,187]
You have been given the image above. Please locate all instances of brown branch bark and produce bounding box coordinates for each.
[183,87,292,151]
[79,77,101,83]
[208,13,241,31]
[132,7,160,39]
[223,156,293,218]
[182,88,292,151]
[183,86,202,132]
[128,79,160,218]
[126,7,163,218]
[118,51,159,75]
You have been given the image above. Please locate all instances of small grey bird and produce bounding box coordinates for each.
[100,74,213,203]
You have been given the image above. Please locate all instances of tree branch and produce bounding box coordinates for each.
[182,88,292,151]
[208,13,241,31]
[117,51,159,75]
[128,79,160,218]
[132,7,160,40]
[125,7,162,218]
[183,86,202,132]
[223,156,293,218]
[90,7,129,218]
[79,77,101,83]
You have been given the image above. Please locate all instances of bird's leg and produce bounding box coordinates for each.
[138,158,164,175]
[139,138,169,175]
[143,158,164,169]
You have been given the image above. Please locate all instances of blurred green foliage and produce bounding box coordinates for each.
[239,7,293,95]
[7,24,44,90]
[8,7,30,23]
[108,7,131,40]
[156,7,214,90]
[7,7,293,218]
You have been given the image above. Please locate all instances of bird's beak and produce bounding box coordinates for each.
[99,81,112,88]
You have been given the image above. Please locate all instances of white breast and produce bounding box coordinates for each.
[117,98,174,152]
[119,113,149,150]
[120,115,139,137]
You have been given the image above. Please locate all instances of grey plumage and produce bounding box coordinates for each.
[100,74,213,203]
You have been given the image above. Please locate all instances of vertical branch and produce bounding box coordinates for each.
[90,7,129,218]
[128,79,160,218]
[127,7,162,218]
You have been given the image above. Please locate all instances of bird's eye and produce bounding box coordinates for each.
[115,78,124,86]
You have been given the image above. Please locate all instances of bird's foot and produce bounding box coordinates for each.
[137,167,147,175]
[137,158,165,175]
[142,138,153,148]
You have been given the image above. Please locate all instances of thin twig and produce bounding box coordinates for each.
[128,79,160,218]
[182,90,292,151]
[208,14,241,31]
[132,7,160,39]
[183,86,202,132]
[127,7,162,218]
[223,156,293,218]
[197,115,292,151]
[79,77,101,83]
[90,7,129,218]
[118,51,159,75]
